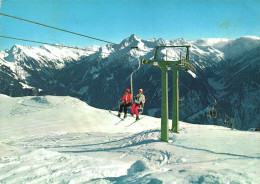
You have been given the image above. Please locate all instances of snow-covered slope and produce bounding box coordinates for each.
[0,95,259,183]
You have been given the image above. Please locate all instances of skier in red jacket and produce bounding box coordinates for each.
[118,88,132,118]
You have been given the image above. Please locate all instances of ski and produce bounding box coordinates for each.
[109,111,124,120]
[135,116,145,122]
[115,119,124,125]
[125,116,145,127]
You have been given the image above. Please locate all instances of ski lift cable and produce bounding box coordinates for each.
[0,35,146,106]
[0,12,151,54]
[168,71,212,108]
[2,12,227,116]
[0,35,128,62]
[0,35,92,51]
[0,34,146,108]
[163,51,228,118]
[2,29,226,118]
[192,60,225,114]
[164,50,224,115]
[198,75,217,103]
[185,70,227,118]
[161,51,214,115]
[179,80,192,91]
[0,12,117,45]
[196,71,227,117]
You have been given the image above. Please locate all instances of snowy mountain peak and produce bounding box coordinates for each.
[3,44,26,63]
[129,34,140,40]
[157,38,165,44]
[9,44,23,54]
[120,34,142,47]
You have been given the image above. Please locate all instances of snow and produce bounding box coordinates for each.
[0,53,30,80]
[0,94,259,183]
[187,106,211,122]
[208,47,225,60]
[19,82,34,89]
[100,45,114,58]
[1,44,99,72]
[190,45,207,55]
[93,73,99,79]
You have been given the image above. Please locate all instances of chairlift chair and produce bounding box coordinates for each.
[138,99,147,115]
[179,97,184,104]
[207,102,217,119]
[207,107,214,118]
[138,105,144,115]
[223,115,230,126]
[217,115,223,123]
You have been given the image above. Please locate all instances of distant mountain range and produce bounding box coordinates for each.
[0,34,259,130]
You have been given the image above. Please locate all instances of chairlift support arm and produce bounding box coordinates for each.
[130,58,141,102]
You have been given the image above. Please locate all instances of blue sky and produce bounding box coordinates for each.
[0,0,259,50]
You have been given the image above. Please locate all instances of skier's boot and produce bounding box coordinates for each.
[118,112,121,118]
[136,116,140,121]
[131,113,134,117]
[124,114,127,119]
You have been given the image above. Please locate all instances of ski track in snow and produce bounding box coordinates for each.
[0,95,259,183]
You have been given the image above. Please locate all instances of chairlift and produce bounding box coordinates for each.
[179,97,185,108]
[229,117,237,129]
[207,108,217,118]
[130,58,141,102]
[110,56,146,116]
[209,109,217,119]
[217,115,223,123]
[129,57,147,114]
[179,97,184,104]
[223,115,230,126]
[207,101,217,119]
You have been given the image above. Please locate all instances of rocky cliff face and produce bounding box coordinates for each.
[0,35,259,130]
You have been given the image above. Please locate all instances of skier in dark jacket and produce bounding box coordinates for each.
[118,89,132,118]
[210,109,213,118]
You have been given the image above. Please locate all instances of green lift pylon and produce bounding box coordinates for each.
[142,46,196,142]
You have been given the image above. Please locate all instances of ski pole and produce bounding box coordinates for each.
[109,98,122,112]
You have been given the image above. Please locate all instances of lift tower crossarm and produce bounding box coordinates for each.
[142,59,195,72]
[143,46,195,71]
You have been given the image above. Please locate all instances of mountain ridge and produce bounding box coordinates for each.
[0,34,259,130]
